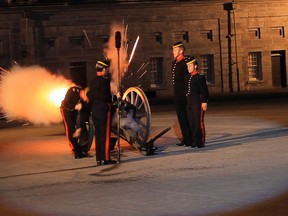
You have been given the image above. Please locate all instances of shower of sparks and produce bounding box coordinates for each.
[139,70,148,79]
[128,35,140,65]
[83,29,93,48]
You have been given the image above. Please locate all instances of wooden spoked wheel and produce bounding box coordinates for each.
[122,87,151,145]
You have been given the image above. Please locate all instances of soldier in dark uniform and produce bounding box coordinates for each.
[87,59,116,165]
[171,41,191,146]
[60,86,91,159]
[185,56,209,148]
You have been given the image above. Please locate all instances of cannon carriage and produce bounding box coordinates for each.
[84,86,164,157]
[111,87,152,153]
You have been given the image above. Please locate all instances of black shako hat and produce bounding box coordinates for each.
[185,56,197,65]
[95,59,110,69]
[172,41,184,48]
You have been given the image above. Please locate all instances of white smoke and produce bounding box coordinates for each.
[0,65,73,125]
[104,22,129,94]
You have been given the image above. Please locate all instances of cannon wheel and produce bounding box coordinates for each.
[122,87,151,146]
[75,115,94,153]
[85,115,94,152]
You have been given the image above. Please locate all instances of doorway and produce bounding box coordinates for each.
[70,62,87,88]
[271,50,287,87]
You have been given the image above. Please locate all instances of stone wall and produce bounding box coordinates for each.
[0,0,288,96]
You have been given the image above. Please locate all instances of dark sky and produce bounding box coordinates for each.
[1,0,197,5]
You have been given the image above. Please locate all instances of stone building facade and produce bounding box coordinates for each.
[0,0,288,97]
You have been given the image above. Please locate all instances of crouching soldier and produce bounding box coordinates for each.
[60,86,92,159]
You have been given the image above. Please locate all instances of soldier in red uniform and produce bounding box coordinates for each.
[185,56,209,148]
[87,59,116,165]
[60,86,91,159]
[171,41,191,146]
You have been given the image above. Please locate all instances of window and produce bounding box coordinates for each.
[70,62,87,87]
[69,36,84,47]
[248,52,262,81]
[44,38,55,49]
[270,26,285,38]
[200,54,214,84]
[149,57,163,88]
[248,28,261,39]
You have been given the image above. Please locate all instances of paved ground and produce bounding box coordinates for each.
[0,90,288,216]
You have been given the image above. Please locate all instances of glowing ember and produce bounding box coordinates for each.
[0,65,72,125]
[128,35,140,65]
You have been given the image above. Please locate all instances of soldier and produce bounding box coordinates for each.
[60,86,91,159]
[87,59,116,165]
[185,56,209,148]
[171,41,191,146]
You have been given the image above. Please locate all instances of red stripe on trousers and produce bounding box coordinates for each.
[60,107,74,150]
[200,109,206,145]
[105,104,111,161]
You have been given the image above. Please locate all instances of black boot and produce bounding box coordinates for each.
[74,151,83,159]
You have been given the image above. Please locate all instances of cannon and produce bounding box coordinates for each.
[112,86,152,155]
[82,86,170,157]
